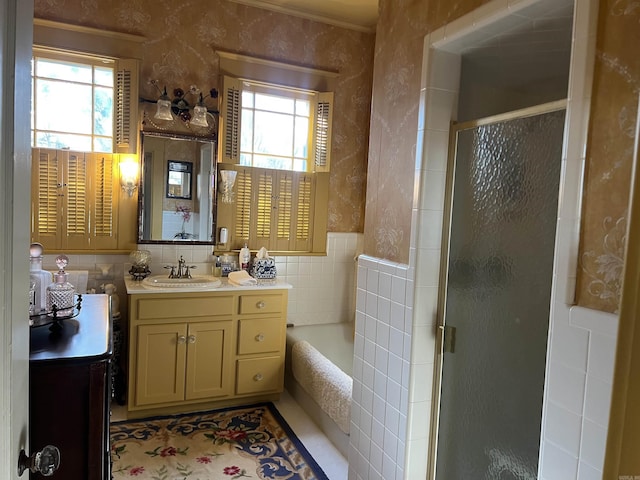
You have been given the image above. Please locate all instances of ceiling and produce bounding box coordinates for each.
[227,0,379,32]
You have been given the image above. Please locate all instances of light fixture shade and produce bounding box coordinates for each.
[120,156,139,197]
[191,104,209,127]
[155,98,173,121]
[220,169,237,203]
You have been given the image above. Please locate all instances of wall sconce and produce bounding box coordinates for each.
[149,80,217,127]
[119,155,139,197]
[219,170,237,204]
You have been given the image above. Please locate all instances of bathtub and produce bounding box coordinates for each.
[285,322,354,458]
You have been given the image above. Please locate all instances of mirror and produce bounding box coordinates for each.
[167,161,192,199]
[138,133,217,243]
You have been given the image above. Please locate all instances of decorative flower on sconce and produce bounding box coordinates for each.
[119,155,139,197]
[149,80,218,128]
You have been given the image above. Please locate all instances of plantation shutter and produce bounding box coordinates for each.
[90,153,118,250]
[114,59,139,154]
[293,172,314,251]
[219,76,243,163]
[313,92,333,173]
[273,171,293,251]
[63,152,90,249]
[234,167,252,245]
[31,148,62,249]
[254,169,275,247]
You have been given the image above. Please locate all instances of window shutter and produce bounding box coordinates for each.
[115,59,139,154]
[313,92,333,172]
[64,152,90,249]
[293,173,314,251]
[90,153,118,249]
[234,168,252,245]
[219,76,243,163]
[255,169,274,245]
[274,172,293,250]
[32,148,61,249]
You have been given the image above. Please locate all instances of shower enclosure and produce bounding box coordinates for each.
[435,103,566,479]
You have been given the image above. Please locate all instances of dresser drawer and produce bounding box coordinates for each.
[238,294,283,315]
[237,318,283,355]
[236,356,283,395]
[136,295,235,319]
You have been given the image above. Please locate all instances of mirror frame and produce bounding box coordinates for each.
[137,132,217,245]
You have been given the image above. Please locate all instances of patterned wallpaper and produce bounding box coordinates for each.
[33,0,374,234]
[35,0,638,314]
[576,0,639,313]
[366,0,638,314]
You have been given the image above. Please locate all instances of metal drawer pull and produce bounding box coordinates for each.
[256,301,266,309]
[254,373,263,382]
[255,333,265,342]
[188,335,196,344]
[177,335,186,344]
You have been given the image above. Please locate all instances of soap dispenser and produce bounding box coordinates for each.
[29,242,53,315]
[46,255,76,317]
[240,243,251,272]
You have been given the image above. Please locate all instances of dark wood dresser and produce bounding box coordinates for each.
[29,294,112,480]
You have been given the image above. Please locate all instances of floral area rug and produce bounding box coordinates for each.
[110,403,329,480]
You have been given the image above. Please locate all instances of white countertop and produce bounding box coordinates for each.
[124,276,292,295]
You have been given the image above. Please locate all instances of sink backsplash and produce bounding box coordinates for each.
[38,232,362,326]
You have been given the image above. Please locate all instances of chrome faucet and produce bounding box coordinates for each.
[164,256,196,279]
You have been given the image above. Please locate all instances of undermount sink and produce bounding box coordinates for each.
[142,275,222,289]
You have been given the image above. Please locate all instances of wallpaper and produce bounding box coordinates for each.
[34,0,638,313]
[33,0,374,234]
[365,0,637,314]
[576,0,639,313]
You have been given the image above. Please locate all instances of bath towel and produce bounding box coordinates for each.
[292,340,352,434]
[228,270,258,286]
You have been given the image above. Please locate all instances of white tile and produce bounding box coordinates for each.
[580,419,607,471]
[378,272,392,299]
[391,276,407,304]
[374,345,389,374]
[365,291,378,317]
[366,268,379,294]
[539,441,579,480]
[583,374,613,428]
[411,324,437,365]
[422,129,450,174]
[389,329,404,356]
[587,332,617,383]
[421,170,447,212]
[576,461,602,480]
[428,49,461,92]
[405,436,429,479]
[546,360,586,415]
[549,318,589,371]
[377,297,391,325]
[424,89,458,132]
[543,401,582,456]
[415,248,441,288]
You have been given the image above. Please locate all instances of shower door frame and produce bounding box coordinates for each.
[431,99,568,478]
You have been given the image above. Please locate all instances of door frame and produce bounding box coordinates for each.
[433,99,568,476]
[0,0,34,478]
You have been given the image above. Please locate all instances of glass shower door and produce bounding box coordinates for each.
[435,106,566,479]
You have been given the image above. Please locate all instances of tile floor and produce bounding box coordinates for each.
[110,390,348,479]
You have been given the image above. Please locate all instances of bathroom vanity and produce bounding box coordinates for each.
[124,277,291,417]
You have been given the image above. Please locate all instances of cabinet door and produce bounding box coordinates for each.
[185,320,233,400]
[135,323,187,406]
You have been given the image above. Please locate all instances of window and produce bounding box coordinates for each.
[217,75,333,254]
[32,50,115,153]
[219,76,333,173]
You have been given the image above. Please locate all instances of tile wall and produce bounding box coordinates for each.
[349,0,618,479]
[40,232,362,326]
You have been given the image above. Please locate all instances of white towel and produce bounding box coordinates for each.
[292,340,352,434]
[228,270,257,286]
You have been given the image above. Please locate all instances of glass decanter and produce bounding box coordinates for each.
[46,255,76,317]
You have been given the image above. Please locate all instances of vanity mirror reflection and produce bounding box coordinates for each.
[138,133,216,243]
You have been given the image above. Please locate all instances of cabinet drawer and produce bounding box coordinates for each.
[238,318,283,355]
[238,294,283,315]
[236,356,282,395]
[136,295,234,319]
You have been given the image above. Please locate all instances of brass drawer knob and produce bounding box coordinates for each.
[177,335,187,344]
[256,301,266,309]
[255,333,265,342]
[188,335,196,344]
[254,373,263,382]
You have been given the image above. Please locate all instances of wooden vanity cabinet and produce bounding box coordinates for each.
[127,288,288,415]
[29,295,112,480]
